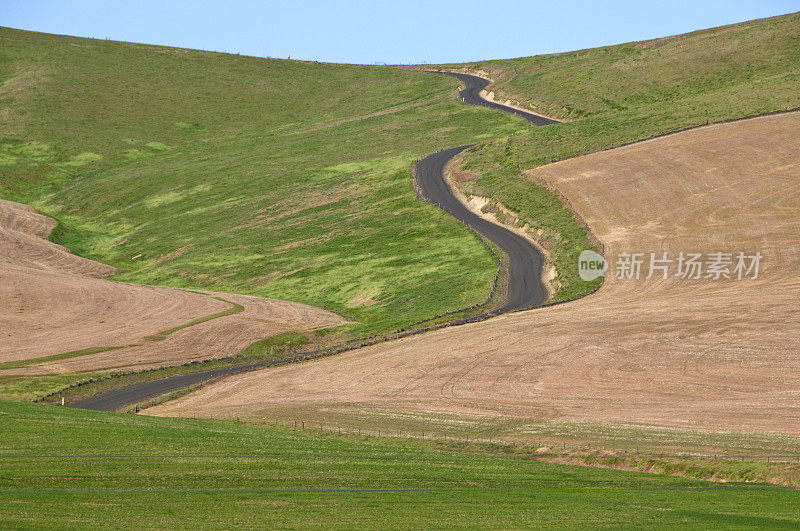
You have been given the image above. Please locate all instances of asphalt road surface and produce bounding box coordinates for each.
[72,71,557,411]
[70,365,248,411]
[415,71,559,312]
[414,146,548,313]
[440,71,559,126]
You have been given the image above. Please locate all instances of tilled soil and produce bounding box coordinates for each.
[1,200,346,372]
[147,112,800,435]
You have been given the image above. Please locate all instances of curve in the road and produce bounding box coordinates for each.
[415,71,559,312]
[440,71,559,126]
[70,366,245,411]
[414,146,548,313]
[70,71,558,411]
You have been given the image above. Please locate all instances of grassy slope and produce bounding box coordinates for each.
[0,27,530,336]
[1,400,798,528]
[449,12,800,301]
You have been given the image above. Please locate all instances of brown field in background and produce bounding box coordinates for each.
[0,200,346,373]
[148,112,800,435]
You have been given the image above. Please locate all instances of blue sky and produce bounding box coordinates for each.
[2,0,797,64]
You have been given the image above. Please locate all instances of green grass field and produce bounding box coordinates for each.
[1,400,798,528]
[3,16,800,526]
[447,12,799,301]
[0,27,530,336]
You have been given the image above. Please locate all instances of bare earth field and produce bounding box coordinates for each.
[0,200,346,373]
[148,112,800,436]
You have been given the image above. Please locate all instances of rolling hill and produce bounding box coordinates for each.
[0,27,531,339]
[148,110,800,442]
[445,12,799,301]
[2,10,800,527]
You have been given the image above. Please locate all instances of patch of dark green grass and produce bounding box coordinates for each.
[0,373,108,402]
[237,331,310,361]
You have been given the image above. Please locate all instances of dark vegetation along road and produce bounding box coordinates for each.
[72,71,557,411]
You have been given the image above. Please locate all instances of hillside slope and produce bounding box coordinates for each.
[2,14,797,398]
[150,111,800,436]
[0,27,531,336]
[447,12,799,301]
[462,12,798,123]
[0,198,345,373]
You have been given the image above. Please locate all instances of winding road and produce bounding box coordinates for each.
[415,72,558,312]
[415,146,548,312]
[71,71,557,411]
[441,72,558,126]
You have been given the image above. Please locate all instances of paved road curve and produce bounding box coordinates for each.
[71,71,557,411]
[441,71,558,126]
[70,365,248,411]
[414,146,548,313]
[416,71,558,312]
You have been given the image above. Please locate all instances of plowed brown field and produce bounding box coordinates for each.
[0,200,346,373]
[147,112,800,435]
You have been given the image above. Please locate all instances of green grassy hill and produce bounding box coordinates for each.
[0,28,530,335]
[1,13,796,367]
[447,12,799,301]
[1,400,798,528]
[3,16,800,527]
[464,13,798,123]
[5,15,791,333]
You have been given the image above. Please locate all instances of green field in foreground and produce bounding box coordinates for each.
[0,401,798,528]
[447,12,799,301]
[0,27,530,336]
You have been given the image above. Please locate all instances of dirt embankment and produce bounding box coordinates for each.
[148,112,800,436]
[0,200,346,372]
[443,154,557,298]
